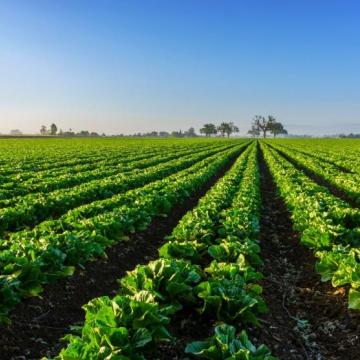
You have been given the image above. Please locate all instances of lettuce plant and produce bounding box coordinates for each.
[159,240,207,262]
[195,277,266,325]
[208,237,262,266]
[58,291,174,359]
[185,324,277,360]
[120,258,202,308]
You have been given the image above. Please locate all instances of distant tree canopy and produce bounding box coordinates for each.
[249,115,287,138]
[39,124,100,137]
[50,123,58,135]
[270,121,288,138]
[184,127,197,137]
[339,133,360,138]
[33,118,289,139]
[40,123,58,135]
[171,130,184,138]
[168,128,197,138]
[200,123,217,137]
[217,122,239,138]
[251,115,274,138]
[116,129,197,138]
[40,125,47,135]
[247,125,260,138]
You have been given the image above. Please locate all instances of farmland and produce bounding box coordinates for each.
[0,137,360,360]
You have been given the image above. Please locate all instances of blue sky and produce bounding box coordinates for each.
[1,0,359,135]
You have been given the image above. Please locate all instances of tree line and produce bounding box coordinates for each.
[37,117,287,138]
[248,115,287,138]
[117,127,198,138]
[40,124,104,137]
[200,118,287,138]
[339,133,360,138]
[200,122,239,138]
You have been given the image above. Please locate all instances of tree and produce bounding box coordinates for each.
[64,129,75,136]
[226,122,239,138]
[270,121,288,138]
[247,125,260,138]
[200,123,217,137]
[217,123,227,137]
[40,125,47,135]
[185,127,197,137]
[252,115,276,138]
[217,122,239,138]
[171,130,184,138]
[50,123,58,135]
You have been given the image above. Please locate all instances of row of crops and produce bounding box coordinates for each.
[55,142,277,359]
[0,137,359,359]
[262,140,360,309]
[0,139,248,321]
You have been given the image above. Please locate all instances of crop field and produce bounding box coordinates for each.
[0,137,360,360]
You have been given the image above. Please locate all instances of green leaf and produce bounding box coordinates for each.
[185,341,210,355]
[348,288,360,309]
[132,328,152,348]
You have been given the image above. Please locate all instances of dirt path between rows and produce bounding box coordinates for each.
[0,151,242,360]
[254,147,360,360]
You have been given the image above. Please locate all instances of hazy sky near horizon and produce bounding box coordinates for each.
[1,0,360,135]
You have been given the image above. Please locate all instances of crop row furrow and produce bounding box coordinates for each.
[0,143,241,233]
[0,144,246,322]
[0,147,139,176]
[0,144,217,202]
[270,141,360,174]
[261,142,360,311]
[269,143,360,206]
[0,142,215,186]
[0,148,160,189]
[4,144,248,249]
[53,143,276,360]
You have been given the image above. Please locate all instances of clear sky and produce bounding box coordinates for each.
[1,0,360,135]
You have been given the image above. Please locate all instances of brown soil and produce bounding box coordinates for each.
[146,310,214,360]
[254,146,360,360]
[0,151,241,360]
